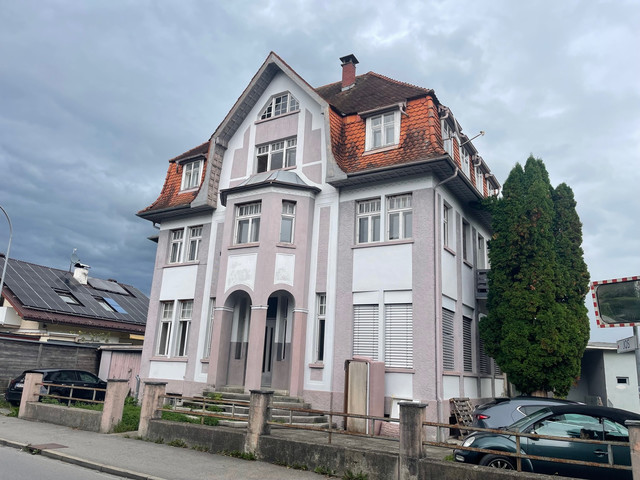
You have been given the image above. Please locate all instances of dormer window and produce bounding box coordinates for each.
[365,110,400,151]
[442,121,455,157]
[181,160,202,191]
[256,138,296,173]
[260,92,299,120]
[460,147,470,177]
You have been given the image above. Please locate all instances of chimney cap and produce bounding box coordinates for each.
[340,54,359,66]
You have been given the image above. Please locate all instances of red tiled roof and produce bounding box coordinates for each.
[138,141,209,215]
[315,72,434,115]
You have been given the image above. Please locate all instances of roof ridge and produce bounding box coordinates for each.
[366,71,432,93]
[167,141,209,163]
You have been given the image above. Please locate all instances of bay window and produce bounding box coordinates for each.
[235,202,261,244]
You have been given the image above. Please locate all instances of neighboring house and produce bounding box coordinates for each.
[568,342,640,413]
[137,52,503,424]
[0,255,148,344]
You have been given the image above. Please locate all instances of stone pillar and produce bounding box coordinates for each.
[138,381,167,438]
[244,306,268,391]
[626,420,640,479]
[244,389,273,456]
[99,379,129,433]
[399,402,427,480]
[18,372,43,419]
[288,309,308,397]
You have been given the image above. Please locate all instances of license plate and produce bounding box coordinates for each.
[15,382,24,389]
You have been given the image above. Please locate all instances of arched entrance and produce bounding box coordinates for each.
[262,291,293,389]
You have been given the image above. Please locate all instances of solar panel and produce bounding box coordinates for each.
[87,277,128,295]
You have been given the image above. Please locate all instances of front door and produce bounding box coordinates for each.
[261,317,276,386]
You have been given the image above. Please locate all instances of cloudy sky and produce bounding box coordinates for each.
[0,0,638,342]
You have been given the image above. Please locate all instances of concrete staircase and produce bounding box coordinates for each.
[204,387,332,429]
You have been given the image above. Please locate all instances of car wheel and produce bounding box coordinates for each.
[480,454,515,469]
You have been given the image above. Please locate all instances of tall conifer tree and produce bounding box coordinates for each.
[480,156,589,396]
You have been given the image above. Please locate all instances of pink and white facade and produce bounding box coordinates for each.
[138,53,504,422]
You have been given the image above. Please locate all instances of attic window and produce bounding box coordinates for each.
[365,110,400,151]
[260,92,299,120]
[56,290,81,306]
[104,297,127,314]
[95,297,116,312]
[180,160,203,191]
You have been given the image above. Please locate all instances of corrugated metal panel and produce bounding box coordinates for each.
[353,305,379,360]
[384,304,413,368]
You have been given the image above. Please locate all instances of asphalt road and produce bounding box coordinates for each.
[0,445,128,480]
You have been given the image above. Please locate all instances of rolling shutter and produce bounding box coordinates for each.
[442,308,455,371]
[384,304,413,368]
[463,316,473,372]
[353,305,379,360]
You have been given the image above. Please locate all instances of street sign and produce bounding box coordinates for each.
[617,336,638,353]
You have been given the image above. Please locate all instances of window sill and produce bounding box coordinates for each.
[463,259,473,269]
[353,239,414,249]
[164,261,200,268]
[178,187,200,194]
[443,246,456,256]
[150,356,188,363]
[228,242,260,250]
[385,367,415,374]
[363,144,400,156]
[308,362,324,369]
[254,109,300,125]
[200,358,210,364]
[276,243,296,249]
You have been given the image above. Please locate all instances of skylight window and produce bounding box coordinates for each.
[95,297,116,312]
[104,297,127,314]
[56,290,81,306]
[260,92,299,120]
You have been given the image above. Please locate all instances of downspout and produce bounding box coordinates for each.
[433,168,459,427]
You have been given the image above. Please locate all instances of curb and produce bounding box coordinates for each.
[0,437,166,480]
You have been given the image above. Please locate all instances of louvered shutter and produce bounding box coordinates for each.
[478,336,491,374]
[353,305,379,360]
[463,317,473,372]
[442,308,455,371]
[384,304,413,368]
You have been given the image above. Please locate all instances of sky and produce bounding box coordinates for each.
[0,0,638,343]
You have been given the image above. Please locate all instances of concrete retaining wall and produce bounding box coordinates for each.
[145,420,566,480]
[23,403,101,432]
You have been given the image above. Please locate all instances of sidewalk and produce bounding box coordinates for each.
[0,413,320,480]
[0,410,455,479]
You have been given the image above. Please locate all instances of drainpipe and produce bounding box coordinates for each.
[433,168,459,427]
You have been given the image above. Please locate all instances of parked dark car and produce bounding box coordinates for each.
[473,396,580,428]
[455,404,640,480]
[5,368,107,405]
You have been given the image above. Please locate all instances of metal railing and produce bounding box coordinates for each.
[422,421,631,474]
[36,382,106,407]
[158,394,250,424]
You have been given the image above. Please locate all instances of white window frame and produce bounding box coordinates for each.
[180,160,203,191]
[169,229,184,264]
[462,220,471,262]
[256,138,296,172]
[442,120,455,157]
[156,301,174,356]
[315,293,326,363]
[279,201,296,244]
[387,194,412,241]
[443,203,452,249]
[234,202,261,245]
[260,92,300,120]
[475,165,484,192]
[356,198,381,244]
[365,110,400,151]
[186,226,202,262]
[460,147,470,177]
[174,300,192,357]
[477,234,486,269]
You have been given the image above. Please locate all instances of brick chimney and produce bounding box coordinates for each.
[340,54,359,91]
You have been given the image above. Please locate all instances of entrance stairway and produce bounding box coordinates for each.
[202,387,332,429]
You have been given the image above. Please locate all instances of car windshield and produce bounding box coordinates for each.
[507,407,552,432]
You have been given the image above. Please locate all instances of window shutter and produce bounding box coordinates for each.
[353,305,379,360]
[463,317,473,372]
[442,308,455,371]
[384,304,413,368]
[478,336,491,374]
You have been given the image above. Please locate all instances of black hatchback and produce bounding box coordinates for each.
[5,368,107,405]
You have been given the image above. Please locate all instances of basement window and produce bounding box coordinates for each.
[617,377,629,385]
